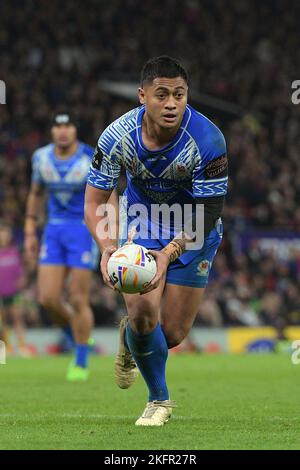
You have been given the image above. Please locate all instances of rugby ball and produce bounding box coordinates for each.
[107,244,157,294]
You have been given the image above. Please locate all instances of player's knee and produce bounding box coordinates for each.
[130,315,157,335]
[38,293,60,314]
[163,327,187,348]
[128,300,157,334]
[68,290,86,312]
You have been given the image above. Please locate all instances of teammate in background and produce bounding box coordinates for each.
[24,112,118,381]
[85,56,228,425]
[0,221,33,356]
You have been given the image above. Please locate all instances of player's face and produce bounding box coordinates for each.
[51,124,77,149]
[139,77,188,129]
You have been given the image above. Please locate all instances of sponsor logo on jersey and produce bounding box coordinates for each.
[176,163,187,173]
[91,146,104,170]
[146,154,167,161]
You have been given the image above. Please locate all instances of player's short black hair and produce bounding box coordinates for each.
[51,110,78,128]
[140,56,189,86]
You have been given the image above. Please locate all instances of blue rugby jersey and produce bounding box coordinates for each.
[32,142,94,222]
[87,105,227,263]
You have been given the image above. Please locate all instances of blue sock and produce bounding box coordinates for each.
[75,344,89,368]
[125,322,169,402]
[62,326,75,346]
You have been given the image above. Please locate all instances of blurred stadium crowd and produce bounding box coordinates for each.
[1,0,300,328]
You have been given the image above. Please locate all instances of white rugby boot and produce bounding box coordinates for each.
[135,400,176,426]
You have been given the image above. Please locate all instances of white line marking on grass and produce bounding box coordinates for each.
[62,414,135,419]
[62,413,189,420]
[0,413,188,420]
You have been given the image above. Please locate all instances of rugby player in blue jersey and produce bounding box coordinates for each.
[24,112,118,381]
[85,56,228,424]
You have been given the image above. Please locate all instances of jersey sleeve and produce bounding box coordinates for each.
[87,138,121,191]
[31,151,44,186]
[192,128,228,198]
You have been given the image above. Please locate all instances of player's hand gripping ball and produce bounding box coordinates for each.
[107,244,157,294]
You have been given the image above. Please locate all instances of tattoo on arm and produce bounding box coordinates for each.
[162,239,186,263]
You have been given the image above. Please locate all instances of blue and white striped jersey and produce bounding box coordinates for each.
[87,104,227,262]
[87,104,227,206]
[32,141,94,222]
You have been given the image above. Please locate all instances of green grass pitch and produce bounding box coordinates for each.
[0,354,299,450]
